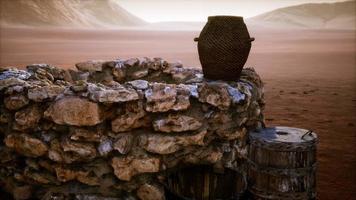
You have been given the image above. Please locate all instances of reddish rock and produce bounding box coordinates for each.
[4,94,29,110]
[111,156,160,181]
[14,105,42,130]
[4,134,48,157]
[153,114,202,133]
[137,183,165,200]
[44,97,105,126]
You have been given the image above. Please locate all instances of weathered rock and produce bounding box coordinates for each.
[111,101,148,133]
[0,77,27,91]
[55,166,100,186]
[4,134,48,157]
[137,183,165,200]
[61,139,97,158]
[4,94,29,110]
[69,127,104,142]
[87,83,139,103]
[14,105,42,130]
[198,82,231,110]
[113,134,134,154]
[23,168,59,185]
[145,83,190,112]
[111,156,160,181]
[48,139,84,164]
[27,85,65,102]
[111,61,126,82]
[141,130,207,154]
[128,80,149,90]
[44,97,105,126]
[70,80,88,92]
[27,63,66,81]
[0,68,31,80]
[76,60,105,72]
[153,114,202,133]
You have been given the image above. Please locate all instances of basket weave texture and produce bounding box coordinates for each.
[196,16,254,81]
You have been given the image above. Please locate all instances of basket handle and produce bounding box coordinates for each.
[194,37,199,42]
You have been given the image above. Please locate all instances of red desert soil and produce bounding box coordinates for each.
[1,26,355,199]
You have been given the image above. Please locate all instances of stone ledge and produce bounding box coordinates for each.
[0,57,264,200]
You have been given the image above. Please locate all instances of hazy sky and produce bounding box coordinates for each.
[115,0,348,22]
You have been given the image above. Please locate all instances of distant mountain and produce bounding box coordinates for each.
[0,0,145,27]
[247,1,356,29]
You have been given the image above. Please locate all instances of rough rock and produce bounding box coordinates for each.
[4,94,29,110]
[0,68,31,80]
[27,64,66,81]
[27,85,65,102]
[113,134,134,155]
[137,183,165,200]
[69,127,104,142]
[44,97,105,126]
[145,83,190,112]
[140,130,207,154]
[153,114,202,133]
[0,77,27,91]
[111,101,148,133]
[61,139,97,158]
[55,166,99,186]
[128,80,149,90]
[111,156,160,181]
[4,134,48,157]
[198,82,232,110]
[87,83,139,103]
[14,105,42,130]
[76,60,105,72]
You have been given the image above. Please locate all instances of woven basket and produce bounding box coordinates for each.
[195,16,254,81]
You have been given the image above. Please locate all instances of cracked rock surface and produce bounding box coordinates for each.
[0,58,264,199]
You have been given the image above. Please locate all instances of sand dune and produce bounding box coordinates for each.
[247,0,356,29]
[0,0,145,28]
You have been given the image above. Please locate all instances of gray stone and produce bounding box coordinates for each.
[128,80,149,90]
[87,83,139,103]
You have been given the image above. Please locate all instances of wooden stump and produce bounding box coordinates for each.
[248,127,318,200]
[165,165,247,200]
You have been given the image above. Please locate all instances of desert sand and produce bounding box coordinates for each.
[0,26,355,199]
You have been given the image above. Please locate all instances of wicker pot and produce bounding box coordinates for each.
[195,16,254,81]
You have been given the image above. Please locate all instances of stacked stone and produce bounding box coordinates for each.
[0,58,264,200]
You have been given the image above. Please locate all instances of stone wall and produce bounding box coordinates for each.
[0,58,264,200]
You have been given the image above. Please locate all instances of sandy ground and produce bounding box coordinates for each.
[0,26,355,199]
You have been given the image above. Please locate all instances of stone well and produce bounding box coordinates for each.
[0,58,264,200]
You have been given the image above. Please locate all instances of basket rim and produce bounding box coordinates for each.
[208,15,244,21]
